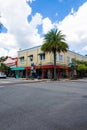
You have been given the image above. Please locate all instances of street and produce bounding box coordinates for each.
[0,79,87,130]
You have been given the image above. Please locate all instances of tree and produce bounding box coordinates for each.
[0,62,8,72]
[0,56,8,73]
[41,29,69,80]
[0,56,8,62]
[77,64,87,71]
[76,60,87,78]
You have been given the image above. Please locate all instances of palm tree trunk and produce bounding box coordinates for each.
[53,51,57,80]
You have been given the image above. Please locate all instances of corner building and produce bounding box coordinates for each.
[16,45,87,79]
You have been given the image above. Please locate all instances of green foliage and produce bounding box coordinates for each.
[0,62,8,71]
[0,56,8,61]
[41,29,69,53]
[75,60,87,71]
[0,56,8,72]
[77,64,87,71]
[76,60,87,66]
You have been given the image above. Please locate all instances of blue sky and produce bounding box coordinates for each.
[0,0,87,57]
[27,0,87,35]
[29,0,86,21]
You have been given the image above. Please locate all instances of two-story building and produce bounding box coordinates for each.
[11,45,87,79]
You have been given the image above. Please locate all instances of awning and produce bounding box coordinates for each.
[11,67,25,71]
[25,67,31,70]
[38,53,44,55]
[28,55,33,57]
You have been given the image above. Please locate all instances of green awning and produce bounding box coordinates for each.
[11,67,25,71]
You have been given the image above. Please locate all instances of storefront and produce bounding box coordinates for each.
[11,67,25,78]
[11,65,70,79]
[34,64,70,79]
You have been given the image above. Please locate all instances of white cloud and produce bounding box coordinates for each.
[29,13,42,27]
[26,0,35,3]
[82,46,87,51]
[0,48,8,57]
[42,17,54,34]
[57,2,87,55]
[0,0,42,57]
[0,0,32,57]
[0,33,19,57]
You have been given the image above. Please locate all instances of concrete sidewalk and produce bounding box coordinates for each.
[0,77,87,86]
[0,78,48,86]
[70,78,87,83]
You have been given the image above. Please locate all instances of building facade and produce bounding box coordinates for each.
[3,57,18,68]
[3,56,18,77]
[13,45,87,79]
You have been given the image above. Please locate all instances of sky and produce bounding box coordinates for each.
[0,0,87,57]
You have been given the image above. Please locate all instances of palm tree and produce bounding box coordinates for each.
[41,29,69,80]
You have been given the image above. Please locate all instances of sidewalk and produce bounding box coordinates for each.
[70,78,87,83]
[0,78,48,85]
[0,77,87,86]
[58,77,87,82]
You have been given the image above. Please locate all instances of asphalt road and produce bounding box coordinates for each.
[0,80,87,130]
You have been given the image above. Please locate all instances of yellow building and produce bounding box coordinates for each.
[14,45,87,79]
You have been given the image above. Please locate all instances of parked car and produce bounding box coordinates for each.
[0,72,7,78]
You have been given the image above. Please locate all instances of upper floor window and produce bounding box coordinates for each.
[28,55,33,62]
[56,54,59,61]
[19,56,24,64]
[59,54,63,61]
[39,53,45,61]
[67,56,70,64]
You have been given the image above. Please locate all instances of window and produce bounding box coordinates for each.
[29,55,33,62]
[56,54,59,61]
[39,53,45,61]
[67,56,70,64]
[20,57,24,64]
[59,54,63,61]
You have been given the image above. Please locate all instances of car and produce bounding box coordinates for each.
[0,72,7,78]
